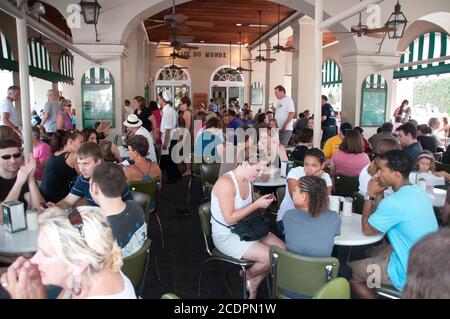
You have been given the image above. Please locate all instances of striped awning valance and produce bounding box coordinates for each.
[0,32,18,72]
[363,74,387,90]
[322,59,342,87]
[28,38,57,82]
[58,50,74,84]
[83,67,113,85]
[394,32,450,79]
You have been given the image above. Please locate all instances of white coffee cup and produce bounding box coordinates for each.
[26,210,39,230]
[342,197,353,217]
[329,195,342,214]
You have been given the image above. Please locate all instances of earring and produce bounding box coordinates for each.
[72,275,82,296]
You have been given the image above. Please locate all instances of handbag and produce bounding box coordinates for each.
[212,211,269,242]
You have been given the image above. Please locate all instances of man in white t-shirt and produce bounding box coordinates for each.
[123,114,157,162]
[41,89,60,134]
[0,86,21,138]
[274,85,295,147]
[276,149,333,235]
[159,90,181,183]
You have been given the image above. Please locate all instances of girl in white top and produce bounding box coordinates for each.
[0,207,136,299]
[409,151,450,187]
[276,148,332,233]
[211,161,286,299]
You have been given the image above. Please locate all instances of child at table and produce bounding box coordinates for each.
[410,151,450,186]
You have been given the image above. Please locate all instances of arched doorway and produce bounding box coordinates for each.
[155,66,191,107]
[210,66,245,107]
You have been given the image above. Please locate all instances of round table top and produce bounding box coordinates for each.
[253,171,287,187]
[428,188,446,208]
[334,213,384,246]
[0,225,39,255]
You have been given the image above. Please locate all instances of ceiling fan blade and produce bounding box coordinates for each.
[176,43,198,49]
[258,48,274,52]
[366,33,385,39]
[262,58,276,63]
[177,24,192,33]
[176,55,190,59]
[173,13,189,23]
[146,24,167,30]
[242,58,255,61]
[184,20,214,28]
[366,26,396,34]
[155,55,172,58]
[147,19,166,23]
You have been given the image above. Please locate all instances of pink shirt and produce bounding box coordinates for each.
[33,141,51,181]
[331,150,370,177]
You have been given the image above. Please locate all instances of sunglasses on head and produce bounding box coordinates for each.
[67,207,85,239]
[1,152,22,160]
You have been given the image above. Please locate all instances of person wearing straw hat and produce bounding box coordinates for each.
[158,90,181,183]
[95,122,121,163]
[123,114,156,162]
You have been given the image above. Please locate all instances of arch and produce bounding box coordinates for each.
[155,64,191,106]
[322,59,342,87]
[360,73,387,127]
[155,64,191,82]
[210,65,245,86]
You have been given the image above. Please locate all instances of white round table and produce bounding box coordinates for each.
[428,188,446,208]
[334,213,384,246]
[253,172,286,187]
[0,225,39,255]
[286,147,295,152]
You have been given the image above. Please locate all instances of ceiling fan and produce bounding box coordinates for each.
[146,0,214,33]
[259,3,295,53]
[335,1,395,39]
[162,54,188,71]
[243,11,276,64]
[156,47,190,60]
[236,32,253,73]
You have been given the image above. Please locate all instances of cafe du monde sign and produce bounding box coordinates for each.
[178,51,227,58]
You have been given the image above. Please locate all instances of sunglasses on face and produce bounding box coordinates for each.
[67,207,85,239]
[1,152,22,160]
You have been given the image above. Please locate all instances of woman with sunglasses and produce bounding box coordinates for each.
[0,206,136,299]
[56,99,73,131]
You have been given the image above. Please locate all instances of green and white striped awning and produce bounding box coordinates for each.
[363,74,387,90]
[28,38,58,82]
[394,32,450,79]
[322,59,342,87]
[58,50,74,84]
[0,32,18,72]
[83,67,113,85]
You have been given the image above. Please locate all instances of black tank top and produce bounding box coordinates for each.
[40,152,77,203]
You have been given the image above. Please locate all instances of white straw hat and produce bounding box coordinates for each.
[123,114,142,128]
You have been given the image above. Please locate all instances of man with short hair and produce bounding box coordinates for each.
[321,95,337,145]
[0,139,44,223]
[0,86,21,138]
[209,98,219,113]
[323,122,352,159]
[266,110,274,122]
[274,85,295,147]
[349,150,438,298]
[123,114,157,161]
[90,162,147,258]
[368,122,397,152]
[395,122,423,162]
[41,89,60,134]
[50,142,133,209]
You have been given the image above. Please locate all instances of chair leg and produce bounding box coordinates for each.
[153,211,165,250]
[242,266,248,299]
[187,175,193,204]
[197,259,208,296]
[265,275,271,299]
[149,247,160,281]
[137,250,151,297]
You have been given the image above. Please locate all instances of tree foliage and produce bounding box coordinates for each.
[413,77,450,114]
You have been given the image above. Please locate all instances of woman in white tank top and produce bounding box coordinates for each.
[211,161,286,299]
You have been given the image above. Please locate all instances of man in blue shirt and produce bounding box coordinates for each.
[321,95,337,146]
[395,122,423,162]
[51,142,133,209]
[208,99,219,113]
[349,150,438,298]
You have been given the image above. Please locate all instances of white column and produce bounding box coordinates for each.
[313,1,323,148]
[298,16,316,115]
[291,21,300,114]
[16,11,32,153]
[264,40,271,111]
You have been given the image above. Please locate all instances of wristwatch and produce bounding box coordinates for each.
[364,194,376,201]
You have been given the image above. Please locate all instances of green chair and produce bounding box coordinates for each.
[129,179,164,249]
[334,175,360,197]
[204,182,214,201]
[161,293,180,299]
[122,239,160,297]
[374,284,401,299]
[433,152,443,162]
[200,163,221,186]
[436,161,450,174]
[270,246,339,299]
[313,278,350,299]
[286,150,294,161]
[197,202,254,299]
[293,160,303,167]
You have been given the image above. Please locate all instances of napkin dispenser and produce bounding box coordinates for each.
[280,161,294,178]
[2,201,26,233]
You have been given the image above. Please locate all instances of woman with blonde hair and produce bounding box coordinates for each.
[0,206,136,299]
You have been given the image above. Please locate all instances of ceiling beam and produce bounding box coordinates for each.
[0,0,99,64]
[249,11,304,50]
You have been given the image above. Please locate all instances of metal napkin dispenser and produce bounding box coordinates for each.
[280,161,294,178]
[2,201,27,233]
